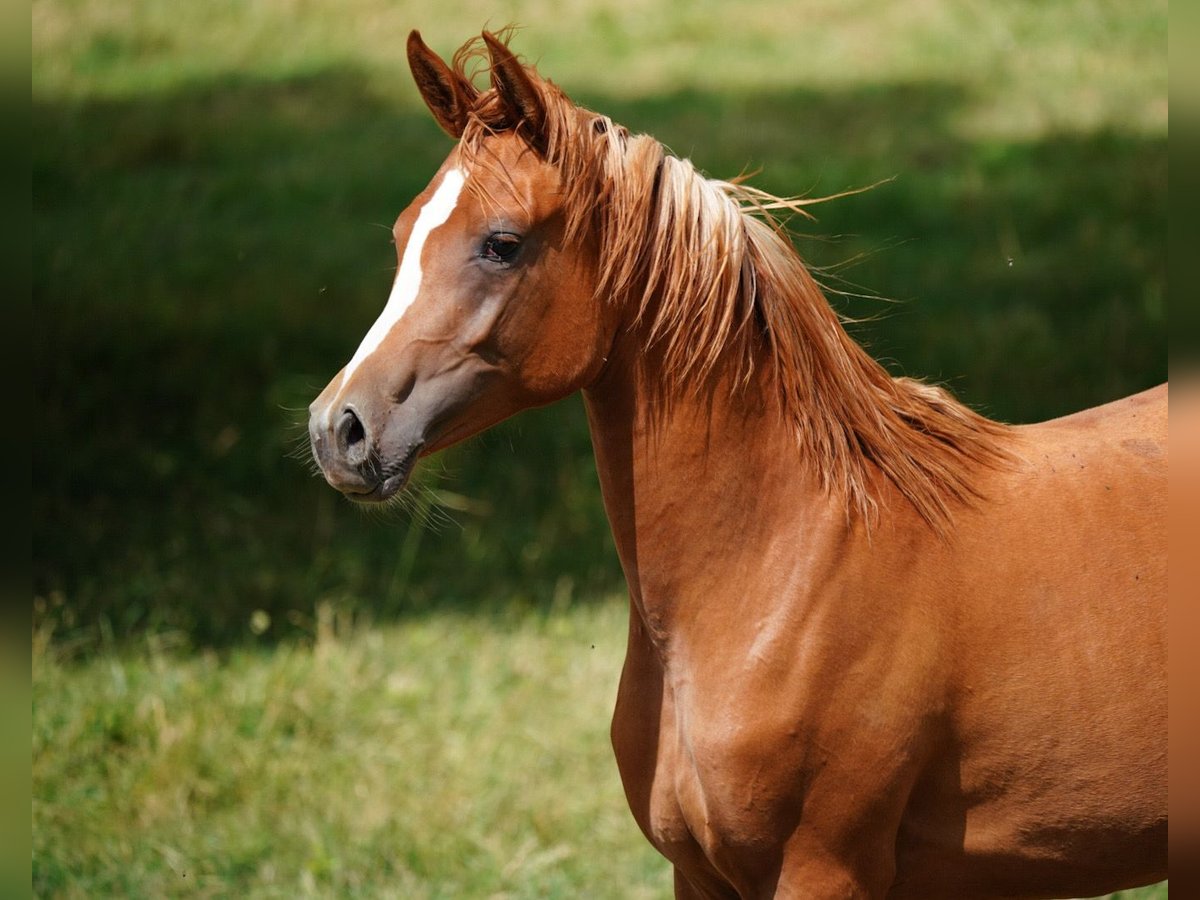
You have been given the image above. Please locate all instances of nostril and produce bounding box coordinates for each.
[336,407,369,465]
[346,414,365,447]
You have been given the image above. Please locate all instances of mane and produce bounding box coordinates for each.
[451,33,1012,534]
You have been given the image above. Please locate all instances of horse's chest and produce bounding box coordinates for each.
[611,669,704,856]
[611,663,787,880]
[617,702,730,879]
[646,760,703,861]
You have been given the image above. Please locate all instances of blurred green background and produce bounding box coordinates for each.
[33,0,1167,895]
[33,0,1168,648]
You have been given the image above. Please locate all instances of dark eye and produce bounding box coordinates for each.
[481,232,522,265]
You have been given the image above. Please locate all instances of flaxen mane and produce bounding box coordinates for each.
[453,32,1011,533]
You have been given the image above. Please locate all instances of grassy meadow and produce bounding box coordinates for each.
[34,603,672,897]
[33,0,1167,895]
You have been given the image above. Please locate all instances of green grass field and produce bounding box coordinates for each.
[33,0,1167,894]
[31,603,1168,898]
[34,602,673,897]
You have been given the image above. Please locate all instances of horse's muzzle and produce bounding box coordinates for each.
[309,404,378,497]
[308,355,490,501]
[308,389,432,503]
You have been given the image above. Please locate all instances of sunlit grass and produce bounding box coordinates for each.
[33,0,1166,140]
[32,600,1167,897]
[33,600,672,897]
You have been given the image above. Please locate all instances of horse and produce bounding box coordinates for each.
[308,30,1167,899]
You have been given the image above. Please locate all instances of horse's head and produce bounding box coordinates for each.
[309,31,615,502]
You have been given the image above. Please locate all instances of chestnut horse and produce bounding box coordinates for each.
[308,31,1167,899]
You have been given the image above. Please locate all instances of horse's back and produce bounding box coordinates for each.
[1013,382,1167,599]
[1003,381,1166,570]
[1037,381,1167,452]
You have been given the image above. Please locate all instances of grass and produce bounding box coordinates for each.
[33,0,1167,894]
[32,600,1166,898]
[34,601,671,897]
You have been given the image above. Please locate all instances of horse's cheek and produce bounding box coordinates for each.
[507,288,605,398]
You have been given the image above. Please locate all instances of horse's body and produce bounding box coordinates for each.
[308,31,1167,898]
[593,373,1166,898]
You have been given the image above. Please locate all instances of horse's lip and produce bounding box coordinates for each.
[349,471,407,504]
[345,443,423,504]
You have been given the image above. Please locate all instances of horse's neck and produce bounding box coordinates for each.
[582,335,847,638]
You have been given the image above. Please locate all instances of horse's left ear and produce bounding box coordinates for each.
[482,31,547,150]
[407,30,476,138]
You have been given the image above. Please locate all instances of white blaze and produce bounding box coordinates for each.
[339,167,466,388]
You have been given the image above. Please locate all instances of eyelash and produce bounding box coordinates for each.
[481,233,522,265]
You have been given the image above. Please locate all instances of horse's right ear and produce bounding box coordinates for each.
[407,31,475,138]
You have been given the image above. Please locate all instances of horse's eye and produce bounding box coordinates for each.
[481,233,521,265]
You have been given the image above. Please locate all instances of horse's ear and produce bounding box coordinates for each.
[482,31,547,150]
[407,31,475,139]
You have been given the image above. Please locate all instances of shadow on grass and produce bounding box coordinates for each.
[33,67,1166,649]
